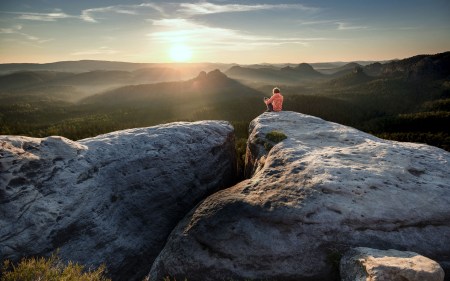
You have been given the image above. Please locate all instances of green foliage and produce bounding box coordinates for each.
[265,131,287,143]
[264,142,273,151]
[263,131,287,151]
[422,98,450,111]
[235,137,248,179]
[1,253,110,281]
[376,132,450,151]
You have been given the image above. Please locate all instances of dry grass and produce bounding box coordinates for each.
[1,253,110,281]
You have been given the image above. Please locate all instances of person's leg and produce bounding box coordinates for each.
[266,103,273,112]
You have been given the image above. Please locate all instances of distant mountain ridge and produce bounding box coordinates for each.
[225,51,450,84]
[328,66,373,87]
[0,68,190,100]
[319,62,363,76]
[0,71,73,90]
[2,51,448,85]
[0,60,234,76]
[82,69,262,107]
[2,51,448,105]
[0,60,150,73]
[364,51,450,80]
[1,51,449,103]
[226,63,325,84]
[281,63,324,77]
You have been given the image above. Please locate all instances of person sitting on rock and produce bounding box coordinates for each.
[264,87,284,112]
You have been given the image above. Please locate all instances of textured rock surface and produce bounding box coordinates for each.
[340,247,445,281]
[150,111,450,281]
[0,121,236,281]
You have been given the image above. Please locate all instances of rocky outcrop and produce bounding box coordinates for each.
[0,121,236,281]
[340,247,445,281]
[149,111,450,281]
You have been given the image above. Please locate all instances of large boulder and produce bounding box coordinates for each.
[0,121,236,281]
[149,111,450,281]
[340,247,445,281]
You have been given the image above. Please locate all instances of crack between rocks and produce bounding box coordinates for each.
[0,224,34,243]
[17,192,42,221]
[194,236,235,261]
[352,220,448,232]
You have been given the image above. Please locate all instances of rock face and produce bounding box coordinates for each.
[340,247,445,281]
[0,121,236,281]
[149,111,450,281]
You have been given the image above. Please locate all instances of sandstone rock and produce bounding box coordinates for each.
[149,111,450,281]
[340,247,445,281]
[0,121,236,281]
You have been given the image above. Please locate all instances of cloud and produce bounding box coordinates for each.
[2,3,163,23]
[178,2,319,16]
[0,25,22,33]
[70,46,119,56]
[81,7,134,23]
[297,19,370,32]
[299,20,336,25]
[16,12,77,21]
[6,2,318,25]
[78,2,319,23]
[147,2,324,50]
[81,3,163,23]
[336,22,368,30]
[0,25,51,43]
[148,18,326,50]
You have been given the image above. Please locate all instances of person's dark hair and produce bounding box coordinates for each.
[273,87,280,94]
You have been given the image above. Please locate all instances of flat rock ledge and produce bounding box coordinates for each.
[0,121,236,281]
[340,247,445,281]
[149,111,450,281]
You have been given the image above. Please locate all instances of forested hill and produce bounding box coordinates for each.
[0,51,449,151]
[0,60,234,78]
[0,60,151,73]
[82,69,262,106]
[364,51,450,80]
[225,51,450,84]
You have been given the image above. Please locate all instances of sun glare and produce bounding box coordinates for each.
[169,45,192,62]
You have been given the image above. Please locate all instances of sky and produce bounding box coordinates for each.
[0,0,449,64]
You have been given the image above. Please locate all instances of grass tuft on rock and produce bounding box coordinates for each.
[1,252,110,281]
[265,131,287,143]
[264,131,287,151]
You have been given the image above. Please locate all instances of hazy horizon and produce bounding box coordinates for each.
[0,57,404,65]
[0,55,422,66]
[1,0,450,64]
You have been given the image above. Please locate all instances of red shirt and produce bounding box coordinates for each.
[265,93,283,111]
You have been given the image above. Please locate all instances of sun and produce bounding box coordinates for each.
[169,45,192,62]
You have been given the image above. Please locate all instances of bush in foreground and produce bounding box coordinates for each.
[1,253,111,281]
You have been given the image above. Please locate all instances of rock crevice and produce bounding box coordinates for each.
[150,111,450,281]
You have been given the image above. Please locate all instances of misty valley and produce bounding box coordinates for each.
[1,51,449,152]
